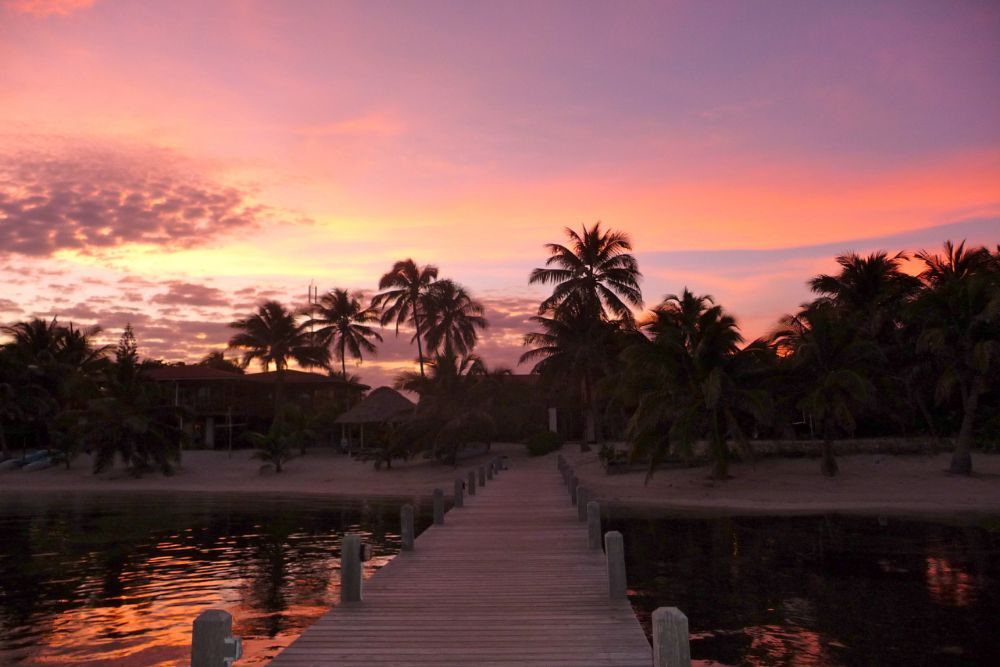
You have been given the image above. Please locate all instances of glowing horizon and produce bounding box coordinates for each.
[1,0,998,388]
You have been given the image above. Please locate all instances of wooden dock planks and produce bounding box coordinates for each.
[271,455,652,666]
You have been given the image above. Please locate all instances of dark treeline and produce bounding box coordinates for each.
[521,225,999,478]
[1,227,997,478]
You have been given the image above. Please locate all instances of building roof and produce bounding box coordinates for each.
[146,366,244,381]
[336,386,415,424]
[243,369,369,390]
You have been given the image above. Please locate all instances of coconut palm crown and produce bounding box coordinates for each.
[529,222,643,324]
[306,288,383,378]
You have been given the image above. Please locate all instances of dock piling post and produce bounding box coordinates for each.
[401,504,415,551]
[568,475,579,505]
[468,470,476,496]
[191,609,241,667]
[478,466,486,487]
[454,479,464,507]
[587,501,601,549]
[605,531,627,600]
[433,488,445,525]
[576,486,589,521]
[653,607,691,667]
[341,533,363,603]
[487,461,494,480]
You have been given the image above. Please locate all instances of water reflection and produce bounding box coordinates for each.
[0,493,429,666]
[606,513,1000,666]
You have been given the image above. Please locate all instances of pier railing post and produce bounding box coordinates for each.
[587,501,601,550]
[576,486,589,521]
[468,470,476,496]
[605,530,627,600]
[653,607,691,667]
[433,488,445,525]
[486,461,494,480]
[454,479,464,507]
[191,609,242,667]
[401,504,415,551]
[341,533,363,603]
[568,474,579,505]
[478,466,486,487]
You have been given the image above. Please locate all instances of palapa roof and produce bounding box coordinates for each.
[336,386,415,424]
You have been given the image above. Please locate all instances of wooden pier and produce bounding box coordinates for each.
[269,454,652,666]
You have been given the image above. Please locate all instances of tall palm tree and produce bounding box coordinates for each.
[422,279,488,357]
[228,300,329,415]
[372,259,439,378]
[529,222,643,324]
[306,288,383,378]
[622,289,772,480]
[913,240,998,475]
[771,304,883,477]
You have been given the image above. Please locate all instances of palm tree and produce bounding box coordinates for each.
[199,350,245,374]
[771,304,883,476]
[529,222,643,324]
[306,288,383,378]
[421,279,488,357]
[913,241,998,475]
[520,296,621,442]
[396,352,495,465]
[621,289,772,480]
[228,300,329,415]
[372,259,439,378]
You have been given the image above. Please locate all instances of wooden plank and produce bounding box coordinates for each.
[270,455,652,666]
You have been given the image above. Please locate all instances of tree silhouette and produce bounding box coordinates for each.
[372,259,439,378]
[913,241,998,475]
[421,279,488,358]
[228,300,329,416]
[306,288,383,379]
[529,222,643,324]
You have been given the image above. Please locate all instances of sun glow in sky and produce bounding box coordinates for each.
[1,0,998,387]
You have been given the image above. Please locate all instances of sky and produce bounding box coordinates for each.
[1,0,998,388]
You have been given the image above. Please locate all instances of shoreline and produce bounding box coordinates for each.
[2,444,999,518]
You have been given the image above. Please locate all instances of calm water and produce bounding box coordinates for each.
[0,493,431,666]
[607,513,1000,666]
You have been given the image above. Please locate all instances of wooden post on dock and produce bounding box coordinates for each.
[468,470,476,496]
[454,479,464,507]
[478,466,486,487]
[652,607,691,667]
[341,534,363,602]
[433,488,445,525]
[191,609,241,667]
[587,501,601,550]
[605,531,627,600]
[487,461,494,480]
[401,504,415,551]
[568,475,579,505]
[576,486,589,521]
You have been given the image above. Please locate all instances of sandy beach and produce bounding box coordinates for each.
[2,443,999,516]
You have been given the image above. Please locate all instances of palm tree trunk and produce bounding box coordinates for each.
[413,307,426,378]
[0,421,9,459]
[273,366,286,426]
[581,374,595,449]
[341,338,347,379]
[950,377,984,475]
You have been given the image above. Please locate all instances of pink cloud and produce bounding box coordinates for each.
[3,0,95,17]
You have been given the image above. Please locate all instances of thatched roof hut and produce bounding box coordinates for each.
[336,386,415,425]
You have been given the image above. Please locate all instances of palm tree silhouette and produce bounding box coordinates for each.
[529,222,643,324]
[228,300,329,416]
[306,288,384,379]
[422,279,488,358]
[372,259,439,378]
[622,289,772,480]
[771,304,882,477]
[913,241,998,475]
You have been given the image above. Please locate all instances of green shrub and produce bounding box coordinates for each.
[525,430,563,457]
